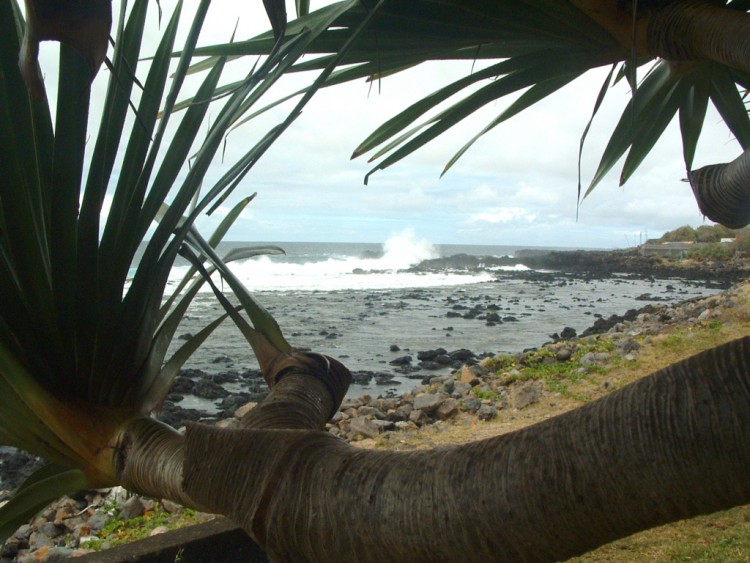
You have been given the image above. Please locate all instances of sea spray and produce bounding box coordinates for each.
[166,232,493,292]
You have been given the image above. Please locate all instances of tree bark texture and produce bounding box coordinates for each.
[572,1,750,74]
[690,147,750,228]
[183,335,750,562]
[647,1,750,74]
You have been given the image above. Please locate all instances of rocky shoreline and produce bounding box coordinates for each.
[413,247,750,287]
[2,277,747,561]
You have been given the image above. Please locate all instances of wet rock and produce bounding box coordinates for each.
[375,373,398,385]
[351,372,374,385]
[389,355,413,366]
[219,393,251,415]
[449,349,475,362]
[192,379,229,400]
[560,326,577,339]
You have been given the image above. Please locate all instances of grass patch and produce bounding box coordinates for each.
[574,505,750,562]
[80,505,201,551]
[483,338,616,400]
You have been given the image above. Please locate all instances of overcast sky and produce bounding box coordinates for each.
[36,1,744,249]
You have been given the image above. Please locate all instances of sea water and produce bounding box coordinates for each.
[149,231,719,399]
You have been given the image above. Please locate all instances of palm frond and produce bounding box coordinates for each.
[0,465,89,544]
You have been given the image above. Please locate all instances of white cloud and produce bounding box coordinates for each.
[468,207,536,224]
[33,1,746,248]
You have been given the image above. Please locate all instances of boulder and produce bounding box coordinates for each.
[413,393,447,413]
[348,416,382,439]
[511,380,543,410]
[477,404,497,421]
[435,399,459,421]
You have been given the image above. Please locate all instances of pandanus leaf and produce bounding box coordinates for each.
[18,0,111,100]
[0,464,89,544]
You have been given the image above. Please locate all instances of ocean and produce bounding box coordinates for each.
[156,232,721,407]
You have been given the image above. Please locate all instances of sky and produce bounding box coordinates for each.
[34,1,744,249]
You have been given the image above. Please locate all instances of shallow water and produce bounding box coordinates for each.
[168,272,718,400]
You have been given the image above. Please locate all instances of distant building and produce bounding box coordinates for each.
[639,238,736,258]
[639,240,696,258]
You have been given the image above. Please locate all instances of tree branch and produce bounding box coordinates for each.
[184,335,750,562]
[690,147,750,228]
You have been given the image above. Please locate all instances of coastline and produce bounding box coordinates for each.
[2,254,750,561]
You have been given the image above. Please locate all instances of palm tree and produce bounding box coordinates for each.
[3,1,750,561]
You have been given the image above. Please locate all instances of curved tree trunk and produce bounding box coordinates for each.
[175,336,750,562]
[690,148,750,228]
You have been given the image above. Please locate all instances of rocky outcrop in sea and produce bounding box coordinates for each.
[412,248,750,286]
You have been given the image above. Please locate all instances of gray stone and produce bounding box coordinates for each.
[555,348,572,362]
[413,393,447,413]
[348,416,382,439]
[119,496,145,520]
[387,404,413,422]
[560,326,577,339]
[408,409,429,426]
[389,355,413,366]
[38,522,65,539]
[511,380,543,410]
[161,499,183,514]
[28,530,55,549]
[462,396,482,413]
[435,398,459,421]
[477,404,497,421]
[13,524,32,541]
[371,419,396,432]
[443,379,455,394]
[376,398,400,411]
[1,538,20,559]
[579,352,598,367]
[340,398,363,410]
[357,406,386,419]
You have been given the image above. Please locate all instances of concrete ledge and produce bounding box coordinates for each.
[76,517,268,562]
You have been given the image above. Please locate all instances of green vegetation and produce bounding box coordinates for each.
[686,242,733,261]
[79,506,200,551]
[481,339,616,399]
[659,224,740,243]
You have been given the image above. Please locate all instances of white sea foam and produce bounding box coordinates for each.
[166,230,495,292]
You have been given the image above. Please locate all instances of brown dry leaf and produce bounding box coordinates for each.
[19,0,112,99]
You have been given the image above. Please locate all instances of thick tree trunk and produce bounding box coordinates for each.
[571,1,750,74]
[647,1,750,74]
[182,336,750,562]
[690,148,750,228]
